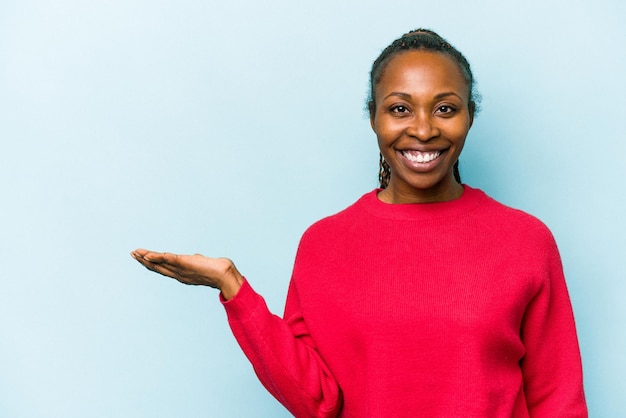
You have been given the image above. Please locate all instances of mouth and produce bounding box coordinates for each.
[400,149,443,164]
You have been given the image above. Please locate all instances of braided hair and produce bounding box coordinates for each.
[368,29,480,189]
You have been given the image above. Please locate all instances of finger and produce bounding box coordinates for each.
[144,263,200,286]
[131,248,156,259]
[137,256,180,279]
[133,255,159,270]
[150,263,179,279]
[143,251,180,265]
[131,250,174,266]
[133,252,167,270]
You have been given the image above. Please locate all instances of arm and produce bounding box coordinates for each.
[520,238,588,417]
[223,279,342,417]
[131,249,342,417]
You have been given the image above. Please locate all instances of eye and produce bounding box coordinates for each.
[390,105,410,114]
[436,105,457,115]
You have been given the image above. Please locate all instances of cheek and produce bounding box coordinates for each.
[374,116,401,144]
[446,119,471,142]
[376,128,398,155]
[375,128,396,160]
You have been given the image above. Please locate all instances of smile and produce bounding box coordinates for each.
[401,150,442,163]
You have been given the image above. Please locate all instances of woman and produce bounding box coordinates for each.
[132,29,587,417]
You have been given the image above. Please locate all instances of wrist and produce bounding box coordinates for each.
[219,264,244,300]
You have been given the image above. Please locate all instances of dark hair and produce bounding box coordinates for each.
[368,29,480,189]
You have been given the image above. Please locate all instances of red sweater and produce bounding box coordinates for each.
[222,186,587,417]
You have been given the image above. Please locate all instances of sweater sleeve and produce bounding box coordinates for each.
[221,279,342,418]
[520,233,588,417]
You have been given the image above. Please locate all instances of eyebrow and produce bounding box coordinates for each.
[383,91,463,101]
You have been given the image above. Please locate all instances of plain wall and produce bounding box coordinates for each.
[1,0,624,416]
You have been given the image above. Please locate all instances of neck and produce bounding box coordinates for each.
[378,181,464,204]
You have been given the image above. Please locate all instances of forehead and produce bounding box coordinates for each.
[377,50,469,97]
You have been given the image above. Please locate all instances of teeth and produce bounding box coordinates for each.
[402,150,441,163]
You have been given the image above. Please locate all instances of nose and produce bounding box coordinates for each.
[406,112,439,141]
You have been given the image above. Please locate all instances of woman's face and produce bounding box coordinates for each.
[371,50,473,204]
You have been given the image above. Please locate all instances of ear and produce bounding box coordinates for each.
[369,102,376,131]
[468,101,476,128]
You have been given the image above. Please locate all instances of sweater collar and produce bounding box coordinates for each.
[358,185,487,221]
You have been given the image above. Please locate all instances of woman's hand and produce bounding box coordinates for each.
[130,249,244,300]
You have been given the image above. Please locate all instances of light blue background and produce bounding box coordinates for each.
[1,0,624,416]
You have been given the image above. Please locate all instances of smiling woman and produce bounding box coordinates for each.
[132,29,588,417]
[371,50,474,203]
